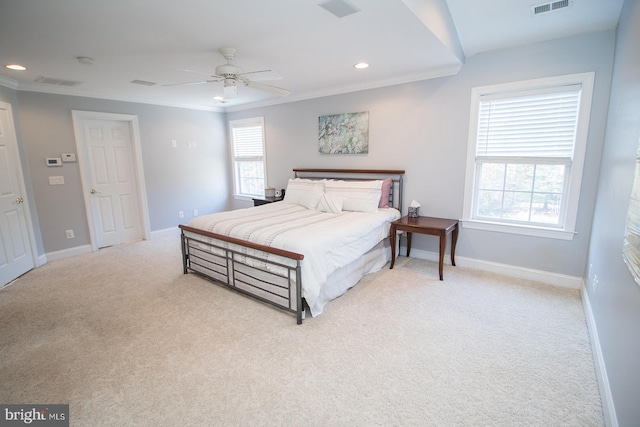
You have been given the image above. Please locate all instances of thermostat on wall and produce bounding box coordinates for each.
[46,157,62,167]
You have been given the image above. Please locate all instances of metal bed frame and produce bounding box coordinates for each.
[179,168,405,324]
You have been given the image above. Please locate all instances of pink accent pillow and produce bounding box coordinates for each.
[378,178,392,208]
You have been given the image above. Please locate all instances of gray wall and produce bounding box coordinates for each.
[227,30,615,278]
[14,91,228,254]
[586,0,640,425]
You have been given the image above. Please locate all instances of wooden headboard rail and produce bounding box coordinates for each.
[292,168,405,212]
[293,168,405,175]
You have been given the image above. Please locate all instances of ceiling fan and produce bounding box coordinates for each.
[165,47,291,99]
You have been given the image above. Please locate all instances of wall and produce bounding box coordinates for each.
[585,0,640,425]
[15,91,228,255]
[227,30,615,278]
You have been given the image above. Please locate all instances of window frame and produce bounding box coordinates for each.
[462,72,595,240]
[229,117,268,200]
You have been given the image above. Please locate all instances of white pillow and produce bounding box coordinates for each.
[283,179,324,209]
[324,180,383,213]
[317,193,346,214]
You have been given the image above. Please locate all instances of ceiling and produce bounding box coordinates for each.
[0,0,623,112]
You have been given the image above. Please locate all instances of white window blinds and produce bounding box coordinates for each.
[232,125,264,158]
[229,117,267,198]
[477,85,581,158]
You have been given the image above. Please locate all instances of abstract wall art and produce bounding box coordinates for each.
[318,111,369,154]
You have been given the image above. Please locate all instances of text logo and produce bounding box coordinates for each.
[0,405,68,426]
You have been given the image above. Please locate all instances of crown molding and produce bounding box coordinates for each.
[0,75,19,90]
[224,63,463,113]
[2,62,462,113]
[14,82,223,112]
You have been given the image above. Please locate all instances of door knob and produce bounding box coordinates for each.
[90,189,101,195]
[15,197,24,204]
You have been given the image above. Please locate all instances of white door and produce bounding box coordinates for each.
[0,104,34,287]
[83,119,142,248]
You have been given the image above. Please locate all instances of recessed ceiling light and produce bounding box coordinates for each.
[354,62,370,69]
[76,56,94,65]
[5,64,27,71]
[213,96,224,101]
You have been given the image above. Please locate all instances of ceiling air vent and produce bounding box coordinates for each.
[531,0,572,15]
[35,76,82,87]
[318,0,360,18]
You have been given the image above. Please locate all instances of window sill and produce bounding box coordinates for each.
[462,219,576,240]
[233,194,258,202]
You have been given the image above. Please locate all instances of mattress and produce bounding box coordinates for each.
[186,202,400,316]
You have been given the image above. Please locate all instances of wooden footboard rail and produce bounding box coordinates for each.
[179,225,306,324]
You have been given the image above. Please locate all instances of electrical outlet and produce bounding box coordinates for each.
[193,209,198,216]
[49,176,65,185]
[178,211,184,219]
[171,139,177,148]
[65,229,74,239]
[593,274,599,294]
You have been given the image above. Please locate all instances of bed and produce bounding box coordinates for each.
[179,168,405,324]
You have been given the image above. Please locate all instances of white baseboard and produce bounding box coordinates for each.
[37,254,47,267]
[405,247,582,289]
[38,229,179,265]
[581,284,618,427]
[45,244,92,262]
[150,227,180,239]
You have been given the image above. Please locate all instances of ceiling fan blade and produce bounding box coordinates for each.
[162,79,220,87]
[176,68,215,76]
[244,80,291,97]
[238,70,282,81]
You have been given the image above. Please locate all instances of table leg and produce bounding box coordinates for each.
[389,223,397,269]
[406,232,412,257]
[451,223,458,267]
[438,231,446,281]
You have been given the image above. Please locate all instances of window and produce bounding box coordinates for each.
[229,117,267,198]
[462,73,595,240]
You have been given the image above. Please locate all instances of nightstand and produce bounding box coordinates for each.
[252,196,284,206]
[389,216,459,280]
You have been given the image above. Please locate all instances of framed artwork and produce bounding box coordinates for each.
[318,111,369,154]
[623,140,640,286]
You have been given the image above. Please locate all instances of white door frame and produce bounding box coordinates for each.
[72,110,150,251]
[0,100,41,269]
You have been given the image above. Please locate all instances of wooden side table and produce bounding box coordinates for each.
[389,216,459,280]
[252,196,284,206]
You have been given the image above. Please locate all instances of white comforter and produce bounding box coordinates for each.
[187,202,400,316]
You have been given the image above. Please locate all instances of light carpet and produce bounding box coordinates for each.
[0,237,604,426]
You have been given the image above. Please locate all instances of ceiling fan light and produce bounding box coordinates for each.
[223,84,237,98]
